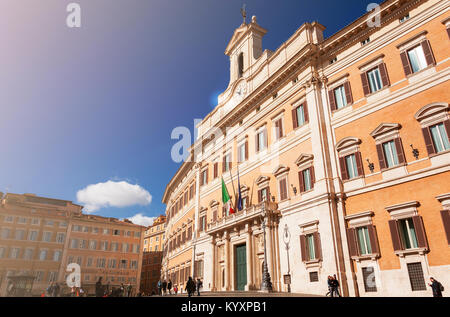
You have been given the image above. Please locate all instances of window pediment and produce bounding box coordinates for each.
[370,123,401,139]
[336,137,362,152]
[256,175,270,186]
[414,102,449,122]
[295,154,314,167]
[272,165,290,177]
[209,200,219,208]
[240,185,250,193]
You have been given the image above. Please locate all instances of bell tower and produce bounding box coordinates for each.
[225,14,267,87]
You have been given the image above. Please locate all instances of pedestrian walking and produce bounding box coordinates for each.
[95,277,103,297]
[185,277,195,297]
[174,286,178,295]
[428,277,444,297]
[325,276,333,296]
[162,280,167,296]
[196,278,202,296]
[157,280,162,296]
[168,279,172,295]
[53,283,60,297]
[331,274,341,297]
[127,284,132,297]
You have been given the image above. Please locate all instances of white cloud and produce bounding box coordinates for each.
[76,180,152,213]
[127,213,156,227]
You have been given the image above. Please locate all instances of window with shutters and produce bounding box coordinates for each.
[255,126,267,153]
[398,218,419,249]
[386,201,428,255]
[199,215,207,232]
[382,140,399,168]
[370,123,406,171]
[397,31,436,78]
[443,18,450,39]
[429,123,450,153]
[367,67,383,93]
[415,103,450,157]
[345,211,380,260]
[328,77,354,112]
[258,187,270,203]
[299,168,314,192]
[272,114,284,141]
[213,162,219,178]
[356,226,372,255]
[273,165,290,202]
[359,56,390,96]
[278,178,288,201]
[299,222,322,264]
[406,45,428,73]
[184,191,188,206]
[292,103,307,128]
[223,152,232,173]
[200,168,208,187]
[237,141,248,163]
[437,194,450,245]
[305,234,316,260]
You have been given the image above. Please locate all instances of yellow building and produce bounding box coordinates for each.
[0,193,145,296]
[161,0,450,297]
[140,215,166,294]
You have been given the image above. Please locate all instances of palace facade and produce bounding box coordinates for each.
[161,0,450,297]
[0,193,145,296]
[140,215,166,294]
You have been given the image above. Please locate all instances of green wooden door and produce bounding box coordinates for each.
[235,244,247,290]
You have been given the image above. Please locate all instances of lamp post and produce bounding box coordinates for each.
[260,198,273,293]
[283,224,291,293]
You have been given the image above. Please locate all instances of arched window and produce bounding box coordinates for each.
[238,53,244,78]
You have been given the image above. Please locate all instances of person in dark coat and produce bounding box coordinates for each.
[326,276,333,296]
[185,277,195,297]
[331,274,341,297]
[428,277,443,297]
[196,278,202,296]
[95,277,104,297]
[162,280,167,296]
[167,280,172,295]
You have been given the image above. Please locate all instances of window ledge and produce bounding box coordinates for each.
[343,175,364,183]
[351,253,380,262]
[429,148,450,158]
[304,259,322,268]
[395,247,428,257]
[407,65,436,84]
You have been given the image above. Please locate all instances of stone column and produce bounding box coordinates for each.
[192,164,201,278]
[211,236,217,291]
[265,216,274,283]
[224,231,230,291]
[245,223,253,290]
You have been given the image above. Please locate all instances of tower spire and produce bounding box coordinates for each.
[240,4,247,25]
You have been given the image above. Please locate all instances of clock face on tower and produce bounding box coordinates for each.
[233,82,247,103]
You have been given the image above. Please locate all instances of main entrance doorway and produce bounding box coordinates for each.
[235,244,247,290]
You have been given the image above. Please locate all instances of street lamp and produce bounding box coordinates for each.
[260,198,273,293]
[283,224,291,293]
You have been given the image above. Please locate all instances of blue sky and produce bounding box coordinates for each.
[0,0,373,225]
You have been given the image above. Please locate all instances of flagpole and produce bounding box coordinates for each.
[228,167,237,211]
[249,177,256,207]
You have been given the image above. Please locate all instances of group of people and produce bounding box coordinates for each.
[95,277,134,297]
[157,277,202,297]
[326,275,341,297]
[325,274,444,297]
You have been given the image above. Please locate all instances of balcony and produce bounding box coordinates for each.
[206,201,279,235]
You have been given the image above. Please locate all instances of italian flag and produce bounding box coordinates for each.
[221,177,235,215]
